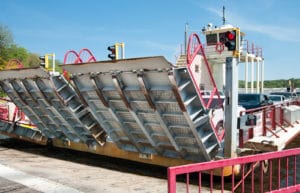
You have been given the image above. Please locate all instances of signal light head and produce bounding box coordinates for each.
[226,31,235,40]
[107,45,116,60]
[39,56,45,66]
[107,45,116,52]
[224,30,237,51]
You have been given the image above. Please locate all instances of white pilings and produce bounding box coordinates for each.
[251,56,254,93]
[261,59,264,93]
[243,54,264,94]
[256,58,260,93]
[245,52,249,93]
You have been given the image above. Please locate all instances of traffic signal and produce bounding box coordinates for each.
[224,30,236,51]
[39,55,49,68]
[107,45,116,60]
[39,56,45,66]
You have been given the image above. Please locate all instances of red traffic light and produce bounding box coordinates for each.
[226,31,235,40]
[224,30,237,51]
[107,45,116,60]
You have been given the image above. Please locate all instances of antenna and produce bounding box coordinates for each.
[222,6,226,25]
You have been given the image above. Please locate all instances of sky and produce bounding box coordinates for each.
[0,0,299,80]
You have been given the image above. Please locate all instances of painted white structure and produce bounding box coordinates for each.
[200,24,264,94]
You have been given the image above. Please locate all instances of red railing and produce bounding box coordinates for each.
[186,33,223,110]
[168,148,300,193]
[186,33,224,141]
[242,40,263,58]
[0,98,34,127]
[238,100,300,148]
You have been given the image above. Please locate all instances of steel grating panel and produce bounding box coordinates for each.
[0,80,56,139]
[0,56,221,162]
[0,120,44,142]
[0,68,107,147]
[64,56,220,161]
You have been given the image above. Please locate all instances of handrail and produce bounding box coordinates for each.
[238,99,300,147]
[186,33,223,110]
[241,39,263,58]
[168,148,300,193]
[186,33,224,141]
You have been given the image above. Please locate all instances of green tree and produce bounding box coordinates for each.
[0,56,5,70]
[6,44,29,63]
[25,53,40,67]
[0,25,14,69]
[0,25,13,59]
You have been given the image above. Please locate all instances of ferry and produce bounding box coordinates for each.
[0,21,299,178]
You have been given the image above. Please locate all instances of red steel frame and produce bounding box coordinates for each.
[238,100,300,148]
[5,59,24,69]
[63,48,97,80]
[78,48,97,63]
[186,33,223,110]
[63,48,97,64]
[168,148,300,193]
[186,33,224,141]
[0,97,34,127]
[64,50,82,64]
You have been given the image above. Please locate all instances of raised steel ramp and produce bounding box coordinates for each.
[0,121,44,142]
[63,56,220,161]
[0,56,220,162]
[0,68,106,148]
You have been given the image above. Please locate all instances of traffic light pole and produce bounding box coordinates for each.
[107,43,125,60]
[52,53,55,74]
[224,57,238,158]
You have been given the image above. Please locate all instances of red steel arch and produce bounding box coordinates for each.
[63,48,97,81]
[78,48,97,63]
[186,33,222,109]
[64,48,97,64]
[63,50,82,64]
[186,33,224,141]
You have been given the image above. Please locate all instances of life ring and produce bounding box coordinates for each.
[215,42,225,54]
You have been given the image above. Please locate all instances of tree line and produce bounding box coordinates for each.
[239,79,300,89]
[0,25,41,70]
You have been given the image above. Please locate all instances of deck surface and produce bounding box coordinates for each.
[244,122,300,151]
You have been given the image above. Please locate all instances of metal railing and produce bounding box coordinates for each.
[168,148,300,193]
[238,100,300,148]
[0,97,34,128]
[241,40,263,58]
